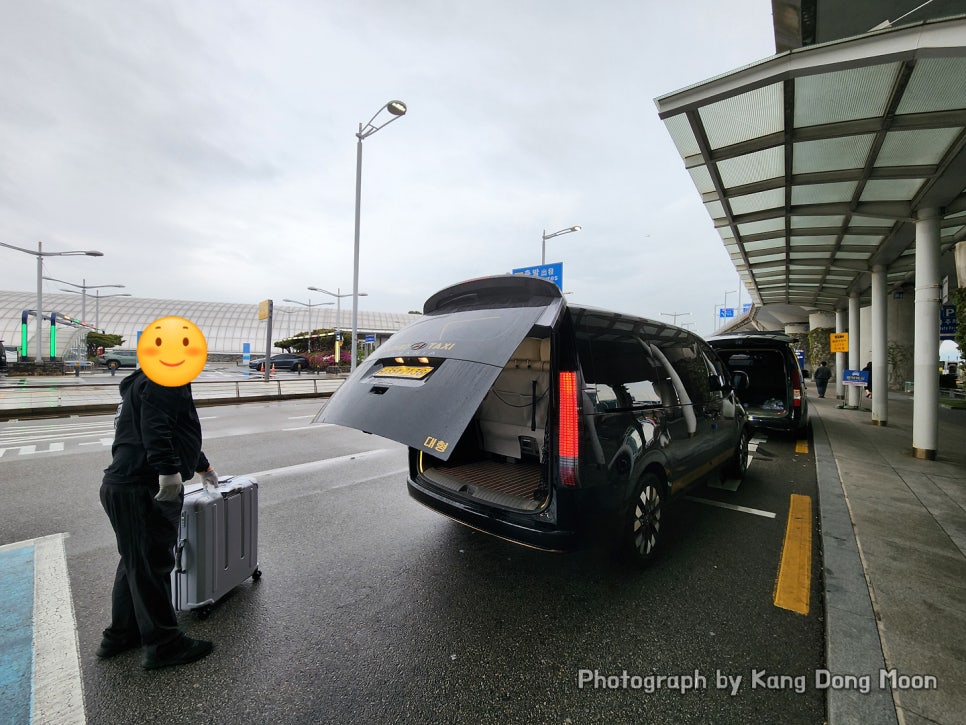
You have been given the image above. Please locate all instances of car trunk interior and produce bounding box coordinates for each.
[415,336,552,512]
[720,349,789,418]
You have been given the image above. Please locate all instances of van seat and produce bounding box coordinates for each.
[476,337,550,461]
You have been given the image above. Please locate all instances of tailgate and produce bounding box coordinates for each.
[316,303,558,460]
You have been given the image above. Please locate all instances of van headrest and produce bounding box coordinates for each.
[540,338,551,362]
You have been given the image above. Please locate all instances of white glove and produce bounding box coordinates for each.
[156,473,183,501]
[200,468,219,491]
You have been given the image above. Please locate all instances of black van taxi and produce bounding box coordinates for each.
[317,275,750,564]
[707,331,809,435]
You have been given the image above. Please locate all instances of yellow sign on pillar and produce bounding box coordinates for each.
[258,299,271,321]
[829,332,849,353]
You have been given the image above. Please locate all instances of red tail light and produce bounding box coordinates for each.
[791,366,802,408]
[559,371,579,486]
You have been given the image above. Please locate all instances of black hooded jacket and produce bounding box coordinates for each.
[103,370,210,485]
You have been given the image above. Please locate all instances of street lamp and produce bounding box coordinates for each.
[282,298,334,352]
[661,311,691,326]
[308,287,367,363]
[541,226,581,265]
[352,99,407,372]
[44,275,124,323]
[59,289,131,329]
[0,241,103,363]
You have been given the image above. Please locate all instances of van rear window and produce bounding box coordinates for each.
[376,306,553,368]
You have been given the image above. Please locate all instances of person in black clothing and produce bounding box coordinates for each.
[98,368,218,669]
[863,361,873,398]
[814,361,832,398]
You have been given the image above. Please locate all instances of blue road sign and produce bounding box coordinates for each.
[743,303,752,313]
[512,262,563,290]
[718,307,735,318]
[364,334,376,344]
[940,304,957,341]
[843,369,869,386]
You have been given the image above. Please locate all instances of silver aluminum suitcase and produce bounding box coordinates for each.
[172,475,261,614]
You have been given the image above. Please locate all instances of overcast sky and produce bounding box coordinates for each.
[0,0,776,337]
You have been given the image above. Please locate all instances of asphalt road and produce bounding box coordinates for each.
[0,400,825,724]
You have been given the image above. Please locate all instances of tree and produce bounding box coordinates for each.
[806,327,833,370]
[86,332,125,357]
[954,287,966,356]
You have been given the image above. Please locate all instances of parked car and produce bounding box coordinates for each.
[707,331,808,434]
[249,353,310,372]
[97,348,139,371]
[0,340,7,371]
[316,275,750,565]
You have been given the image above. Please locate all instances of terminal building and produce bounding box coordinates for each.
[655,1,965,459]
[0,289,421,361]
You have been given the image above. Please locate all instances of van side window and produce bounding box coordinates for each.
[660,340,712,406]
[702,346,729,393]
[576,334,667,410]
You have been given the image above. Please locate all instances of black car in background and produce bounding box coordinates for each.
[317,275,750,565]
[708,331,809,435]
[249,353,310,372]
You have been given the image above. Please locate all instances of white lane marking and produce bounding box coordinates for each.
[79,438,114,447]
[282,424,334,432]
[199,416,217,420]
[686,496,776,519]
[248,448,400,480]
[31,534,86,723]
[287,415,314,420]
[0,443,66,457]
[0,431,112,446]
[1,421,112,434]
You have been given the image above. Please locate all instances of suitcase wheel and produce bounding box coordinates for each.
[252,568,262,581]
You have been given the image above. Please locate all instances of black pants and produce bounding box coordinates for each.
[99,481,183,650]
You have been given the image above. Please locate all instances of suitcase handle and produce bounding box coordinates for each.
[175,541,186,573]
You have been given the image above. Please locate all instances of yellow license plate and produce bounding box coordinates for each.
[374,365,433,379]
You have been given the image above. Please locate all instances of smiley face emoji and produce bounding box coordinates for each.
[137,316,208,387]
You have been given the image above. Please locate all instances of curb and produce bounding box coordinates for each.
[811,411,898,725]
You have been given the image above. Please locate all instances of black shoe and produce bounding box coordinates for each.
[143,636,213,670]
[96,636,141,659]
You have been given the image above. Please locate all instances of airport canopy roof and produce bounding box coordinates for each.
[655,15,966,312]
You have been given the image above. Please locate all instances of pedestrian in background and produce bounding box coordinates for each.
[814,360,832,398]
[97,368,218,669]
[863,361,873,398]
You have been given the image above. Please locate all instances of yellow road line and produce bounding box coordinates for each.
[795,439,809,454]
[774,494,812,615]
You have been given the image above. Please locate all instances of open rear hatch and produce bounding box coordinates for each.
[315,276,565,464]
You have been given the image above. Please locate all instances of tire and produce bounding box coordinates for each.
[725,425,750,480]
[107,360,119,371]
[625,473,665,566]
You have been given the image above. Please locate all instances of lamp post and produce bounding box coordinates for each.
[282,298,334,352]
[44,275,124,323]
[59,289,131,330]
[308,287,367,364]
[352,99,407,372]
[0,241,103,363]
[541,226,581,265]
[661,311,691,326]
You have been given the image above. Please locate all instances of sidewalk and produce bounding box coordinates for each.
[811,391,966,725]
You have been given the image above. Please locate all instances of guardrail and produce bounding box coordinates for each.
[0,377,344,418]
